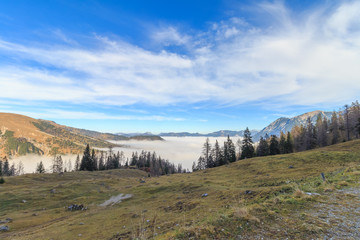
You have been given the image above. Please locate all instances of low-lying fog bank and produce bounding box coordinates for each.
[9,154,78,174]
[9,137,242,174]
[110,136,242,171]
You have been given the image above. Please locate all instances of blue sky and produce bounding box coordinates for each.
[0,0,359,134]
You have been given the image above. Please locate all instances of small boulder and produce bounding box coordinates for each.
[50,189,56,194]
[0,225,9,232]
[22,200,27,203]
[201,193,208,198]
[245,190,253,195]
[288,165,294,169]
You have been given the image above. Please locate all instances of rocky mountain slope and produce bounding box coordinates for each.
[253,110,332,141]
[0,113,162,158]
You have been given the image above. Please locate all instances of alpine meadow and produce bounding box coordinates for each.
[1,1,360,239]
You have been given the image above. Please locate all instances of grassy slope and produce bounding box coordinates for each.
[1,140,360,239]
[0,112,163,158]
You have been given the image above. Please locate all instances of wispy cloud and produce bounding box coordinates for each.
[0,1,359,111]
[0,109,185,121]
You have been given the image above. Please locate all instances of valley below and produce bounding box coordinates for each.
[10,137,241,173]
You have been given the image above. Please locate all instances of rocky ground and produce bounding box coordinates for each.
[305,187,360,239]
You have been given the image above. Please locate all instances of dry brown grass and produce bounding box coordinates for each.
[233,207,260,223]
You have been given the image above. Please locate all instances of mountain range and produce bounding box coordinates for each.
[120,110,332,141]
[0,110,332,158]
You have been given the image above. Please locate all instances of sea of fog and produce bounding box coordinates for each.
[10,136,242,174]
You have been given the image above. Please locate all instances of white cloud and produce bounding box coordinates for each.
[0,109,185,121]
[0,1,359,109]
[152,27,191,46]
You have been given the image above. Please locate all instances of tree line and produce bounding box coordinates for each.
[0,157,24,177]
[36,144,186,176]
[194,101,360,171]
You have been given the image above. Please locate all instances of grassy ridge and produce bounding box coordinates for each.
[1,140,360,239]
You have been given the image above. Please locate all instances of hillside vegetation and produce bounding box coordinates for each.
[0,113,163,158]
[1,140,360,239]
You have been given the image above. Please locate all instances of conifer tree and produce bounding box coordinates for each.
[316,114,328,147]
[226,136,236,163]
[202,138,211,168]
[9,163,16,176]
[75,154,80,171]
[279,132,286,154]
[240,127,255,159]
[344,104,350,141]
[269,135,280,155]
[3,158,9,176]
[285,132,293,153]
[256,136,269,156]
[330,111,340,144]
[197,156,206,170]
[80,144,92,171]
[305,117,317,150]
[91,149,98,170]
[36,161,46,173]
[98,152,105,170]
[52,155,63,173]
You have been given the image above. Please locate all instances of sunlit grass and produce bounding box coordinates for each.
[1,140,360,239]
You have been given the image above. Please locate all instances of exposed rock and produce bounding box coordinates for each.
[0,225,9,232]
[245,190,253,195]
[22,200,27,203]
[50,189,56,194]
[67,204,87,211]
[201,193,208,197]
[0,218,12,224]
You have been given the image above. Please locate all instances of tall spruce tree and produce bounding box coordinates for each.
[285,132,293,153]
[75,155,80,171]
[80,144,92,171]
[305,117,317,150]
[256,136,269,156]
[213,140,223,166]
[279,132,286,154]
[223,136,236,163]
[330,111,340,144]
[202,138,211,168]
[3,158,9,176]
[269,135,280,155]
[240,127,255,159]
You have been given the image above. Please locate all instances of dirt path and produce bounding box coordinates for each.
[305,187,360,239]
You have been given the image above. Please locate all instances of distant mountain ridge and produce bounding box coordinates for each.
[253,110,333,141]
[117,110,333,142]
[122,130,259,137]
